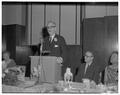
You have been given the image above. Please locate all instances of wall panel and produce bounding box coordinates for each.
[31,4,44,45]
[27,4,32,45]
[61,5,76,44]
[85,5,106,18]
[2,4,118,45]
[2,4,26,25]
[77,5,80,45]
[106,5,118,16]
[85,5,118,18]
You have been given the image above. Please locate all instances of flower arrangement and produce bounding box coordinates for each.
[2,67,25,86]
[2,69,20,86]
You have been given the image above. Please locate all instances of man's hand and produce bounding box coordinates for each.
[56,57,63,64]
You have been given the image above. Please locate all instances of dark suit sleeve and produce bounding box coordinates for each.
[59,36,67,63]
[75,63,84,82]
[92,66,100,84]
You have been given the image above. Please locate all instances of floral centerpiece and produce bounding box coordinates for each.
[2,67,25,86]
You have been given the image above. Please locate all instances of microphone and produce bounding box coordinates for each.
[40,37,43,54]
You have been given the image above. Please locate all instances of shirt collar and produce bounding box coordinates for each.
[86,62,92,66]
[50,33,55,39]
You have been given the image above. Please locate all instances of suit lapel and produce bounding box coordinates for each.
[51,34,57,43]
[50,34,57,47]
[86,65,90,73]
[82,63,86,77]
[84,63,93,76]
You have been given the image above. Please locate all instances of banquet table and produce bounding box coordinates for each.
[2,79,118,93]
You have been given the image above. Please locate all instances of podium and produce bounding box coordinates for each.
[30,56,61,83]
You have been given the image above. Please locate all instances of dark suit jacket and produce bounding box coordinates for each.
[75,62,100,84]
[42,34,67,62]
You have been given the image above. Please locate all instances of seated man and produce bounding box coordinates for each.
[75,51,100,84]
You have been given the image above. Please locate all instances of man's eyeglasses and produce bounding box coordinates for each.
[47,26,56,29]
[85,55,93,58]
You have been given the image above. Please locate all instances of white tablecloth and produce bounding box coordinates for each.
[2,80,118,93]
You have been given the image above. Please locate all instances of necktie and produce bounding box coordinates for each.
[49,37,52,42]
[84,64,89,74]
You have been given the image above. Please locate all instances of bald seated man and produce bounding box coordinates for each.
[75,51,100,84]
[41,21,67,64]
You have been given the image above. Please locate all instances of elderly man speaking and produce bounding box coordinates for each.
[41,21,67,64]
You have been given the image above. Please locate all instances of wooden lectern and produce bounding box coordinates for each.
[30,56,61,83]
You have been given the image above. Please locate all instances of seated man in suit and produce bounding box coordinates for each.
[41,21,67,64]
[75,51,100,84]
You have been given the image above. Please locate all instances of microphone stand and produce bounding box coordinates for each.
[35,41,46,85]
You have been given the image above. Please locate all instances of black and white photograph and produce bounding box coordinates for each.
[1,0,118,94]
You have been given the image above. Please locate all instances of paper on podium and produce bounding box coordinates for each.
[41,51,50,56]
